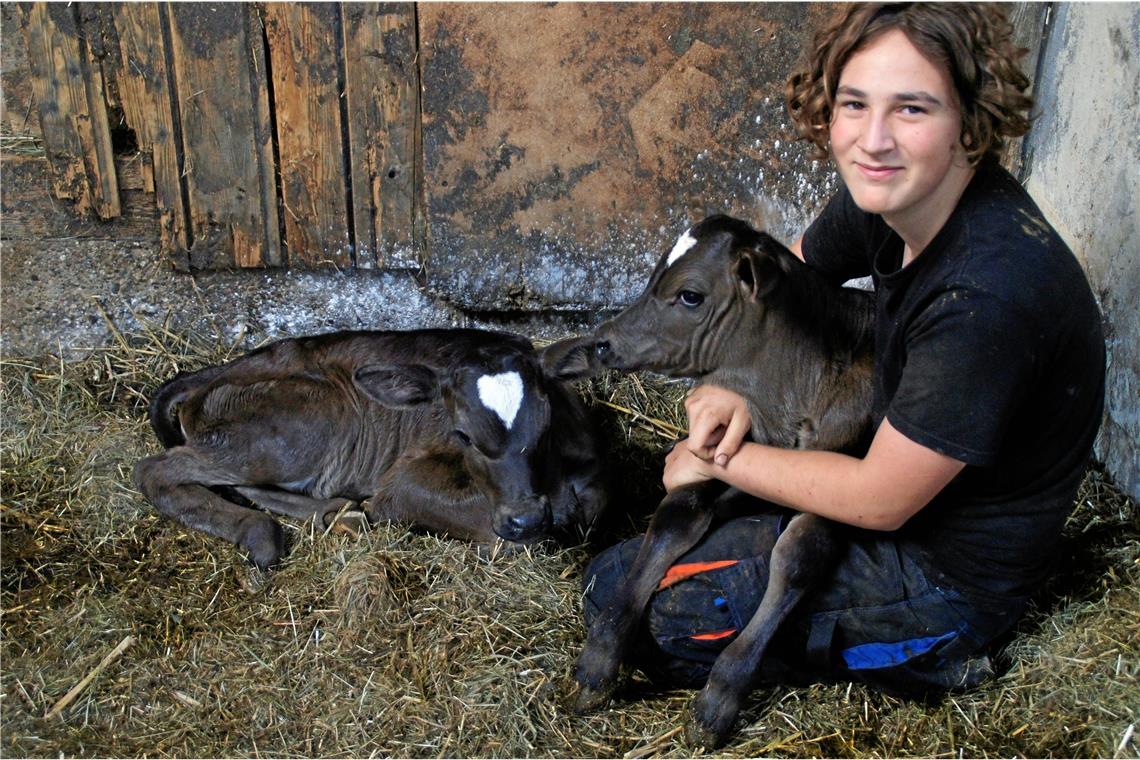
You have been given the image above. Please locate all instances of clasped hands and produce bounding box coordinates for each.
[663,385,751,493]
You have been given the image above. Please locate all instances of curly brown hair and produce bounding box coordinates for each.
[785,3,1034,164]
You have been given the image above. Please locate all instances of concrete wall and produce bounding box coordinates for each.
[1023,3,1139,498]
[417,4,840,313]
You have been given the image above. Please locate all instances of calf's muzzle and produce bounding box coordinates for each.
[494,495,553,542]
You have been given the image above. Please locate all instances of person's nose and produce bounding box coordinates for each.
[859,111,895,155]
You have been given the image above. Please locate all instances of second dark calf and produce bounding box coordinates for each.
[562,215,874,748]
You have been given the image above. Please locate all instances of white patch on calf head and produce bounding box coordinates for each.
[665,229,698,268]
[477,371,524,429]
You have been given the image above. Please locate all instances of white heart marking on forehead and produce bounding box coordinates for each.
[665,229,698,268]
[477,371,524,429]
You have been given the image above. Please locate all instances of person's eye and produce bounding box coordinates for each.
[839,99,865,111]
[899,104,927,116]
[678,290,705,308]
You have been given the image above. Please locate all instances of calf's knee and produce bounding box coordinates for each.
[133,454,176,507]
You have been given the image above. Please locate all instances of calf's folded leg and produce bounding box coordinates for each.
[573,480,725,712]
[133,448,285,570]
[365,449,499,544]
[685,513,841,749]
[233,486,358,527]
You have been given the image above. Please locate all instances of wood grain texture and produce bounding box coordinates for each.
[342,2,419,269]
[264,3,351,268]
[22,2,120,219]
[0,154,158,243]
[112,2,189,268]
[166,3,280,269]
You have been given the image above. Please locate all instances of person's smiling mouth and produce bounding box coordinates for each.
[855,162,903,180]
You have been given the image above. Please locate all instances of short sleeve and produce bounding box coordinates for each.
[802,185,876,284]
[886,288,1040,466]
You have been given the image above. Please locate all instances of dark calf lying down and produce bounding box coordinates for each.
[133,328,606,569]
[561,215,874,747]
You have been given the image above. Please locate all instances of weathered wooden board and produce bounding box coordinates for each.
[19,1,424,273]
[418,3,840,312]
[165,3,280,269]
[1003,2,1050,180]
[342,2,420,269]
[264,3,351,268]
[21,2,120,219]
[111,2,190,268]
[2,4,39,137]
[0,154,158,243]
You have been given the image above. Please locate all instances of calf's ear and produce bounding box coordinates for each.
[735,247,784,302]
[539,336,601,381]
[354,364,440,408]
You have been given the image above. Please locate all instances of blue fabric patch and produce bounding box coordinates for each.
[842,630,958,671]
[714,597,727,607]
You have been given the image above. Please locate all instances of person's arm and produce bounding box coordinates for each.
[664,416,965,531]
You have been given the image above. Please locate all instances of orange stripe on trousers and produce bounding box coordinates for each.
[690,628,737,641]
[655,559,740,591]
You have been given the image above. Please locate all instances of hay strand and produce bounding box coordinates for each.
[44,635,135,719]
[1115,723,1136,759]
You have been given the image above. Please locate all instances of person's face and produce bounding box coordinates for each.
[829,29,970,232]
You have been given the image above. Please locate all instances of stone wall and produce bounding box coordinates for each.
[1022,3,1139,498]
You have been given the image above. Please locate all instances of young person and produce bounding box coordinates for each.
[584,3,1106,694]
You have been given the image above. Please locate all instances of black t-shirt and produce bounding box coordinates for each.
[803,160,1106,599]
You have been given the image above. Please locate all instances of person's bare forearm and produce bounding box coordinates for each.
[706,443,908,529]
[667,418,965,531]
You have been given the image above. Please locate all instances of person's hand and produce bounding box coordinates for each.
[684,385,751,466]
[663,438,714,492]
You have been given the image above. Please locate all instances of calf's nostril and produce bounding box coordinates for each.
[510,512,540,531]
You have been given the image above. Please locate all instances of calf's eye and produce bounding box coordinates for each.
[454,430,472,446]
[678,290,705,308]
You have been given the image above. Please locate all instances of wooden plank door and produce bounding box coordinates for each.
[21,3,421,273]
[22,3,120,219]
[342,3,419,270]
[165,3,281,269]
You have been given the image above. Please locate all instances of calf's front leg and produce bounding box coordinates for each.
[365,449,499,543]
[573,480,725,712]
[234,486,357,522]
[685,513,841,749]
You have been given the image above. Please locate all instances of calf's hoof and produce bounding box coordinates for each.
[323,507,368,537]
[570,650,619,713]
[360,496,386,524]
[683,686,739,750]
[570,678,615,715]
[240,515,285,571]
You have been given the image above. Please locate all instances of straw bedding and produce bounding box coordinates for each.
[2,323,1137,758]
